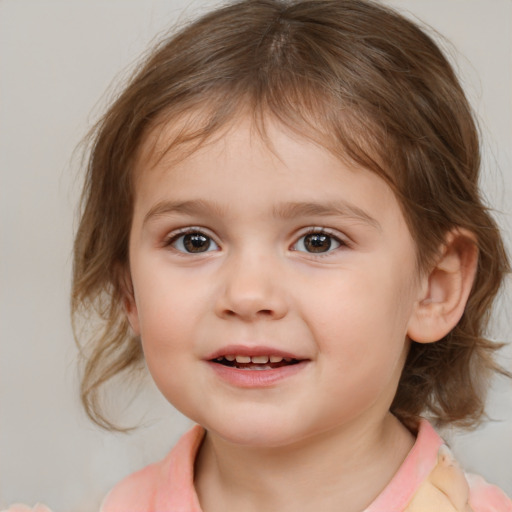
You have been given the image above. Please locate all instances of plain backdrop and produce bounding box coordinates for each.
[0,0,511,510]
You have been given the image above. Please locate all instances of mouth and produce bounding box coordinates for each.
[206,347,309,387]
[211,354,301,371]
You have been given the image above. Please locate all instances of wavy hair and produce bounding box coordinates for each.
[72,0,510,430]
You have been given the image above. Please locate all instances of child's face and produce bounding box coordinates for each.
[126,116,426,447]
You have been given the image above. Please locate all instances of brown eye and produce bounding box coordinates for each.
[171,231,219,253]
[304,233,331,253]
[293,231,342,254]
[183,233,210,252]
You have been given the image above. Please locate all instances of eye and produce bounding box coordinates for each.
[293,231,343,254]
[169,231,219,254]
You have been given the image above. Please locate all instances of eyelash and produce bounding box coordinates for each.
[164,227,220,254]
[163,227,349,255]
[291,228,348,256]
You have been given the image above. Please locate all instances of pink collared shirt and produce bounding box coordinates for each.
[101,420,512,512]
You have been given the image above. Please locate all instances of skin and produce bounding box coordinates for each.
[125,116,475,511]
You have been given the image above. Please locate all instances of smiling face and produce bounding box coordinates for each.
[126,117,426,448]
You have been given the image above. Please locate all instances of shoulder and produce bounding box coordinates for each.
[100,425,205,512]
[99,461,162,512]
[404,423,512,512]
[366,420,511,512]
[466,473,512,512]
[408,444,512,512]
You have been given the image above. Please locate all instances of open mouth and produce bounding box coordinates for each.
[211,354,301,370]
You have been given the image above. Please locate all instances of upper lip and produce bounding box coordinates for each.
[205,344,307,361]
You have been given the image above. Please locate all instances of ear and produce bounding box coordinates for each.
[116,264,140,336]
[407,229,478,344]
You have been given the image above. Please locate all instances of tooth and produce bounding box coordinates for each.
[235,355,251,363]
[283,357,292,362]
[215,357,223,361]
[251,355,269,364]
[269,356,283,363]
[225,355,235,361]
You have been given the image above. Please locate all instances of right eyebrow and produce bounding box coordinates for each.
[143,199,228,225]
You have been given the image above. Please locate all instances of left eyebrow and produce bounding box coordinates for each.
[272,201,381,230]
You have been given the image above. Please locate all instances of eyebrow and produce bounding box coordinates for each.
[143,199,227,225]
[143,199,381,230]
[273,201,381,230]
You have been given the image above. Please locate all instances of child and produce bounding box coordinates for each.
[70,0,511,510]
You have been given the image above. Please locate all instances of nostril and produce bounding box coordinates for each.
[223,308,273,318]
[216,290,288,320]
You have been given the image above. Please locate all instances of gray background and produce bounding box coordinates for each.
[1,0,510,510]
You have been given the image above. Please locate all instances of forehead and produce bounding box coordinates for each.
[133,107,384,185]
[131,114,402,228]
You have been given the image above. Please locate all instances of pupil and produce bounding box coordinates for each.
[184,233,210,253]
[305,233,331,253]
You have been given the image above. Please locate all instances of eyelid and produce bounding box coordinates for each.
[163,225,215,240]
[298,226,350,244]
[291,227,351,254]
[163,226,220,252]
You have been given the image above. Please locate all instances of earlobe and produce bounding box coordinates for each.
[407,230,478,344]
[117,265,140,336]
[124,293,141,336]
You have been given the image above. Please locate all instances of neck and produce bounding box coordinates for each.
[194,413,414,512]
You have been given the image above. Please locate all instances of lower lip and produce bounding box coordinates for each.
[206,361,309,388]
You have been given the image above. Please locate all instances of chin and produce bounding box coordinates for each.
[202,415,307,449]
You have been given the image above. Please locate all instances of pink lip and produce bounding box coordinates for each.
[204,344,310,388]
[205,344,304,360]
[206,359,309,388]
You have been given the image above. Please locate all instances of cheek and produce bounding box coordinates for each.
[136,295,197,406]
[133,260,209,332]
[132,262,220,387]
[310,265,415,369]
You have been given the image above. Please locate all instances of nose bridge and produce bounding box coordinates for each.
[216,244,287,320]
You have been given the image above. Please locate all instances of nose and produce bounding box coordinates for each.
[215,251,288,321]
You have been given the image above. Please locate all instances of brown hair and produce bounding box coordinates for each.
[72,0,510,430]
